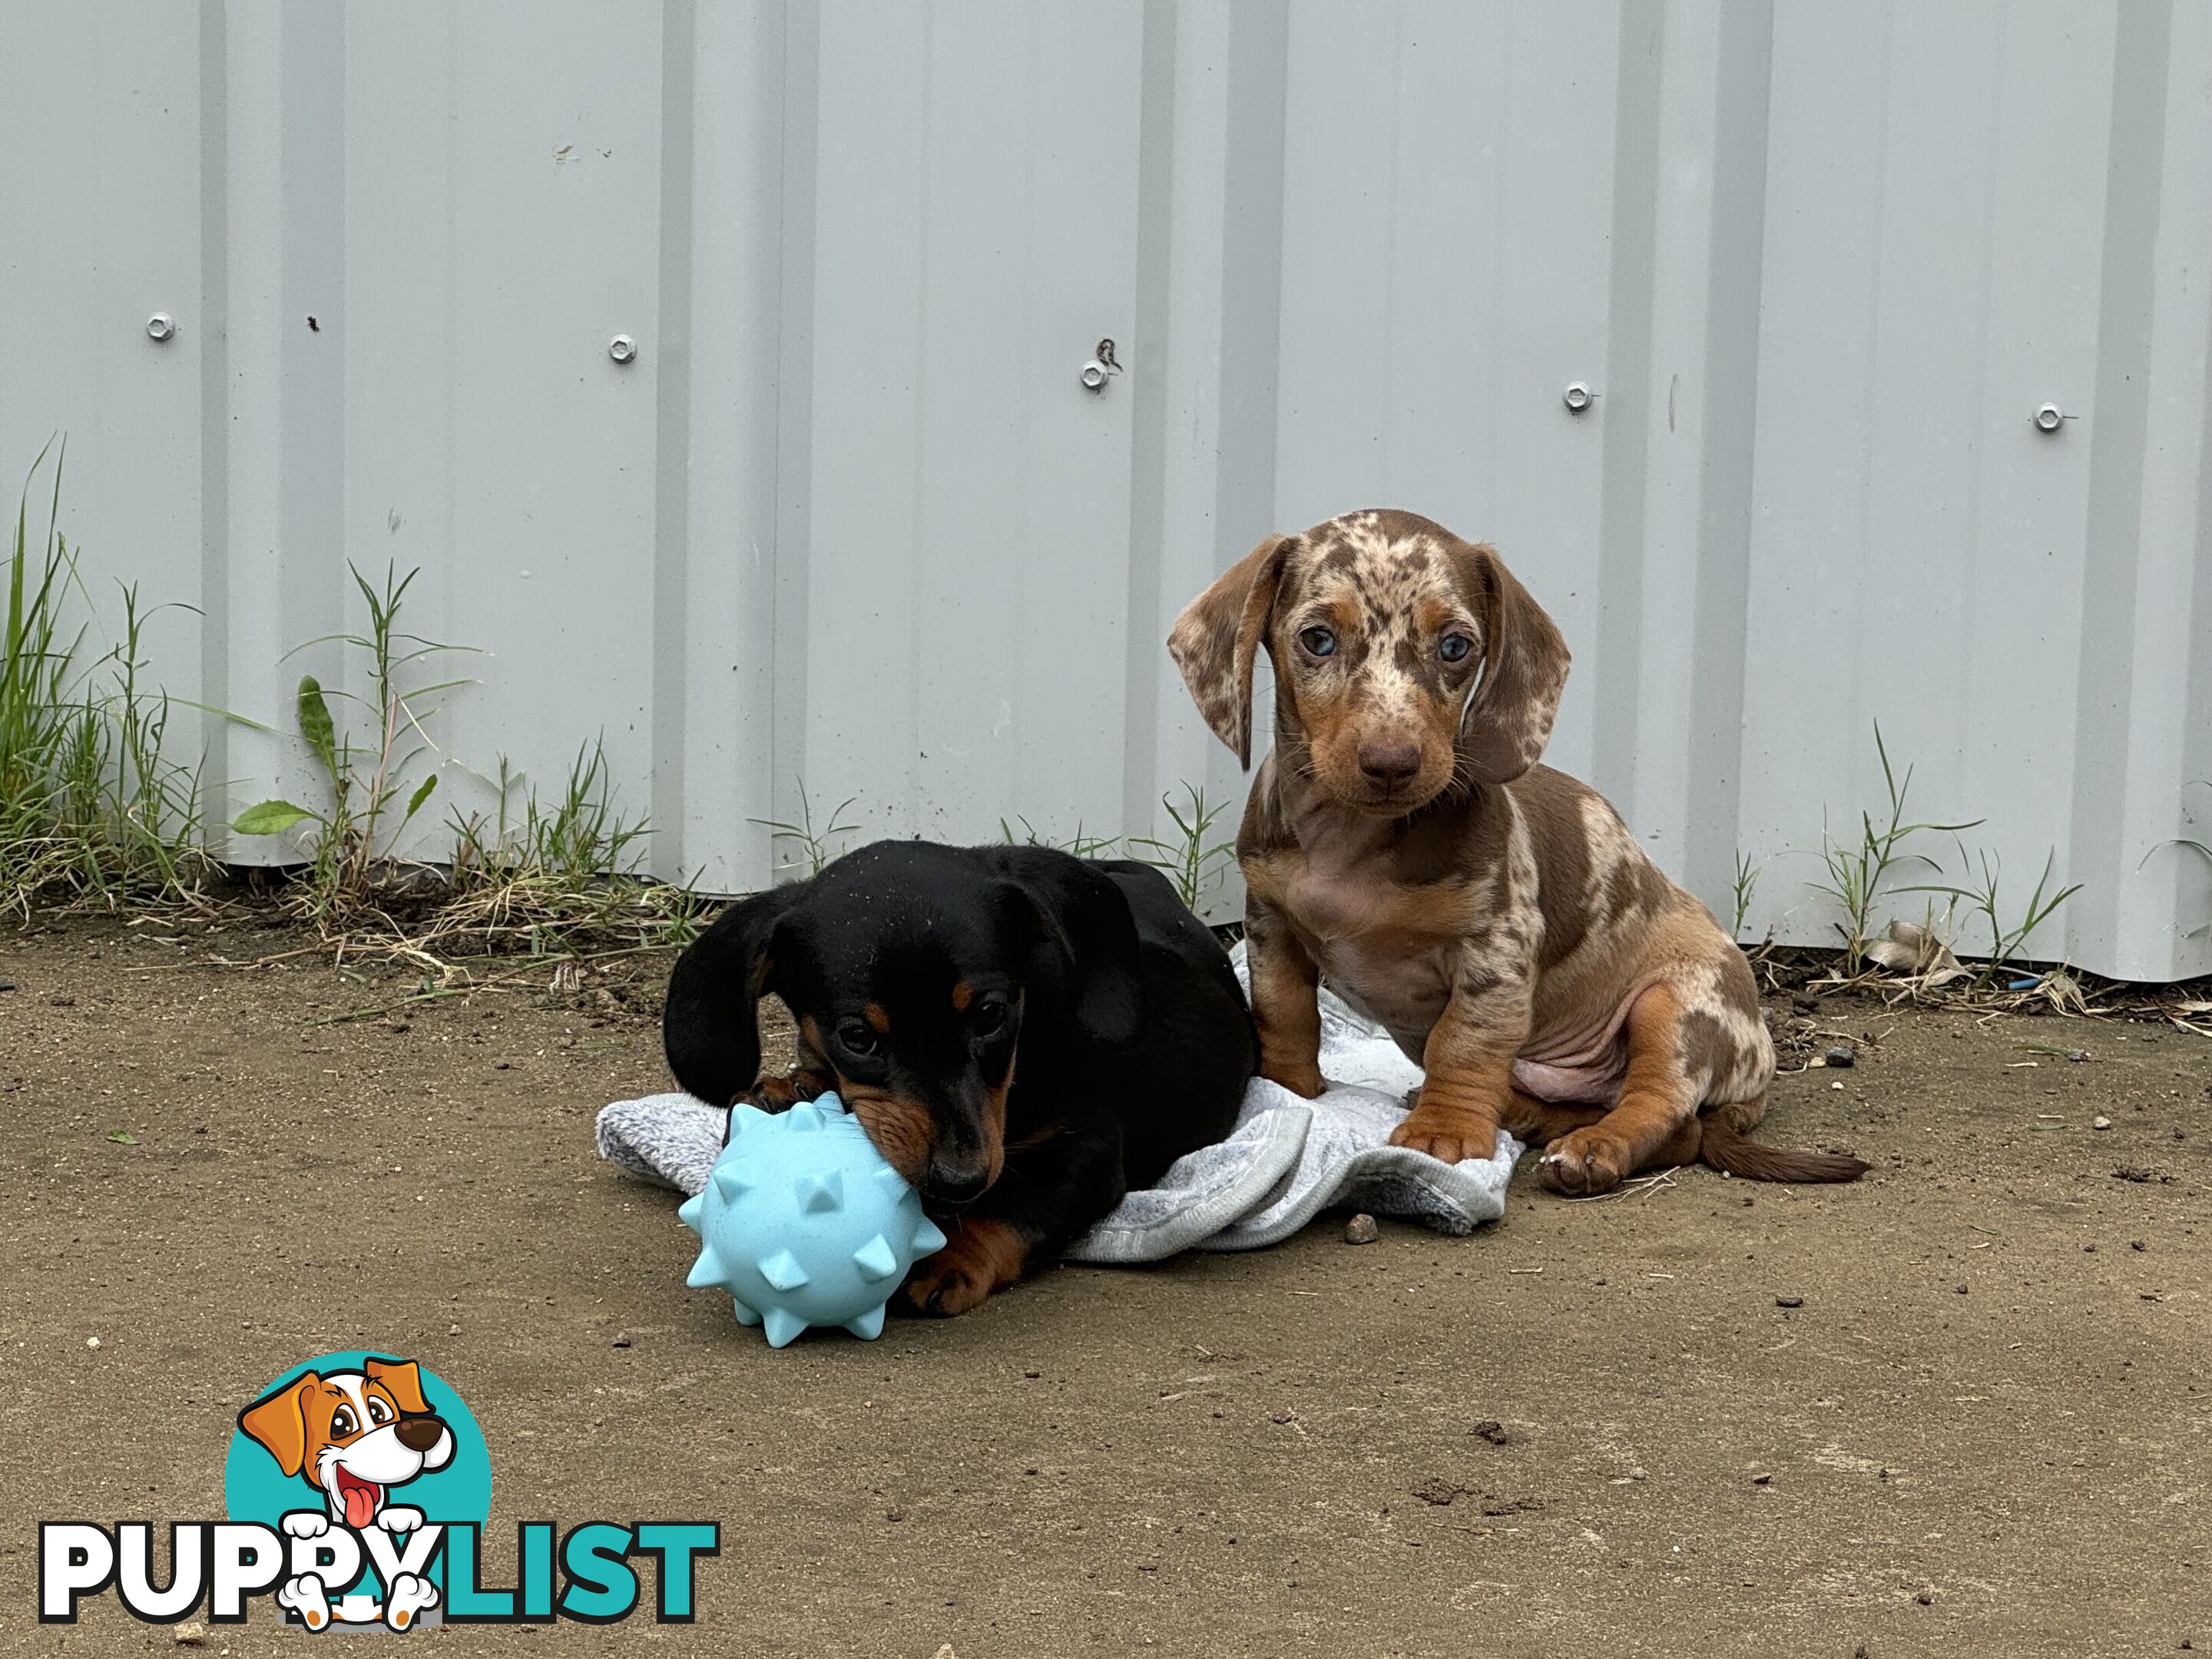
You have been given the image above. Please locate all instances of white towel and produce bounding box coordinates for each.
[594,945,1521,1262]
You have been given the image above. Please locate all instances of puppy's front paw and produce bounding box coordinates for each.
[899,1217,1027,1318]
[746,1074,806,1111]
[383,1571,439,1632]
[1537,1126,1632,1196]
[1389,1096,1497,1166]
[747,1066,835,1111]
[1263,1059,1326,1099]
[376,1505,424,1535]
[275,1573,332,1631]
[281,1510,330,1540]
[900,1255,994,1318]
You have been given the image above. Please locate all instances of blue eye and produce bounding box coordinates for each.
[1439,633,1472,663]
[1299,627,1337,658]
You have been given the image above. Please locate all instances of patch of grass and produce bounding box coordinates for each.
[1128,783,1237,912]
[753,785,860,879]
[1,442,207,916]
[1730,850,1763,943]
[229,563,473,925]
[1812,723,1982,973]
[437,739,705,957]
[999,815,1119,859]
[1906,842,2083,988]
[227,565,693,969]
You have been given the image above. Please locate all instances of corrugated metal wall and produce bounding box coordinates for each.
[2,1,2207,980]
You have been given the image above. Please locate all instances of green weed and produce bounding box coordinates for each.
[1812,723,1982,972]
[999,815,1119,859]
[753,785,860,879]
[1128,783,1237,912]
[438,738,704,955]
[1906,842,2082,986]
[1730,850,1763,942]
[229,563,472,922]
[0,442,206,916]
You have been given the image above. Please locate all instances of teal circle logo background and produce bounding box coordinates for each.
[224,1352,491,1593]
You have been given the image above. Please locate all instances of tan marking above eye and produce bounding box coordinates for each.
[950,981,973,1012]
[863,1002,890,1033]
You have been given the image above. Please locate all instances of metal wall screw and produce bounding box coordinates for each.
[1079,359,1109,392]
[146,313,176,342]
[2034,402,2066,432]
[1562,381,1594,413]
[608,334,637,364]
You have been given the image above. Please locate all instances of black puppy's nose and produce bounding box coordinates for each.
[395,1414,445,1453]
[1358,740,1422,787]
[924,1164,992,1207]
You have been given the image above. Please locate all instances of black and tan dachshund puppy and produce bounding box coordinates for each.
[663,841,1257,1316]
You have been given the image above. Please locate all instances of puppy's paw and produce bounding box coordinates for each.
[1263,1059,1326,1100]
[275,1573,331,1631]
[280,1510,330,1540]
[744,1067,836,1112]
[1389,1099,1497,1166]
[383,1571,439,1632]
[900,1255,995,1318]
[376,1505,424,1535]
[1537,1126,1633,1196]
[899,1217,1027,1318]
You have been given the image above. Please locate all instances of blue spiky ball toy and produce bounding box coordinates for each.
[677,1092,948,1348]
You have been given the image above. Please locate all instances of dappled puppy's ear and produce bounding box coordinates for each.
[663,884,797,1106]
[996,850,1144,1048]
[1167,534,1296,769]
[1452,541,1571,785]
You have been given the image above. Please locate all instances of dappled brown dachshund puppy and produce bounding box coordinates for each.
[1169,508,1867,1195]
[663,842,1257,1315]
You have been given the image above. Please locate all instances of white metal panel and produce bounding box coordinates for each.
[1273,0,1623,780]
[0,0,2205,980]
[0,2,210,735]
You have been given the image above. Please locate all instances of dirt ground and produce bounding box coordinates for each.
[1,915,2207,1657]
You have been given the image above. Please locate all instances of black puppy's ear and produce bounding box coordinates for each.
[663,885,796,1105]
[996,849,1145,1048]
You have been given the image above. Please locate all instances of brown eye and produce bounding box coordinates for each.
[367,1398,391,1425]
[1439,633,1472,663]
[330,1407,356,1438]
[1300,626,1337,658]
[834,1018,878,1058]
[972,996,1012,1038]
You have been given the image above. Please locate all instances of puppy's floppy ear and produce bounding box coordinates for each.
[363,1356,431,1416]
[238,1373,319,1478]
[1453,541,1571,785]
[663,884,798,1106]
[995,849,1144,1048]
[1167,534,1296,769]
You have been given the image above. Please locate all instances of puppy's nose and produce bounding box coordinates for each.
[923,1164,992,1207]
[395,1414,446,1453]
[1357,740,1422,788]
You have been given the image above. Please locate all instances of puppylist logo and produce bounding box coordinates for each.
[40,1351,717,1631]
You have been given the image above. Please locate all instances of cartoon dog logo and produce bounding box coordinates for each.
[237,1356,455,1630]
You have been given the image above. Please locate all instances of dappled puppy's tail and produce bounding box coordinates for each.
[1696,1108,1870,1184]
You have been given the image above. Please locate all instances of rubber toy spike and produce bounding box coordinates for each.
[677,1091,949,1347]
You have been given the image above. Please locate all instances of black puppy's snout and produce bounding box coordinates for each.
[923,1163,992,1207]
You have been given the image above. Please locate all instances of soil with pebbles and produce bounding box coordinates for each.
[1,915,2207,1657]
